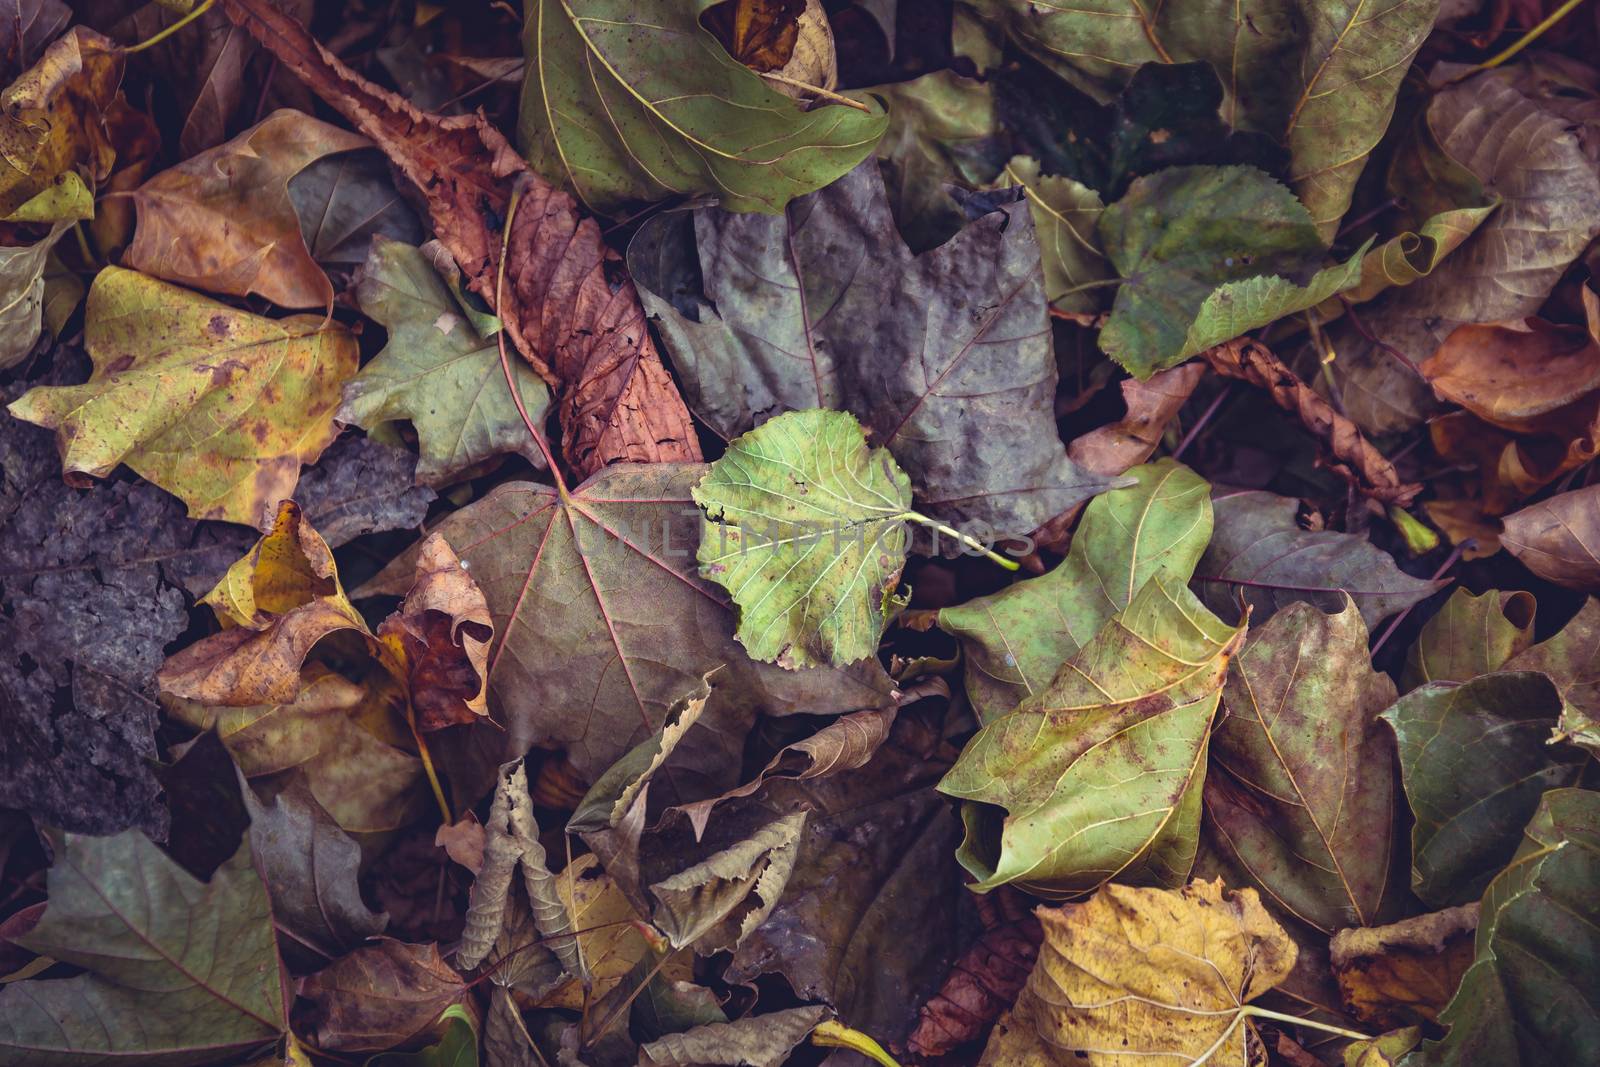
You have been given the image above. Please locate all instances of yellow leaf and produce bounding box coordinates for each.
[0,27,121,218]
[6,267,357,526]
[980,879,1297,1067]
[1329,905,1480,1029]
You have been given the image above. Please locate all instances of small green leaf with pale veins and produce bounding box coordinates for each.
[695,409,913,670]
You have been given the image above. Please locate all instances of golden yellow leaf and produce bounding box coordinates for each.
[6,267,357,526]
[1329,905,1480,1030]
[0,27,121,218]
[980,880,1298,1067]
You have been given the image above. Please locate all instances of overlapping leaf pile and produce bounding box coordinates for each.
[2,2,1600,1066]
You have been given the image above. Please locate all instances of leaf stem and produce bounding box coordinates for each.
[408,706,452,824]
[1475,0,1591,72]
[1239,1005,1371,1043]
[1055,277,1125,298]
[899,511,1020,571]
[757,70,871,111]
[124,0,215,53]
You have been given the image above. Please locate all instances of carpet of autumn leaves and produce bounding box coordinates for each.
[2,2,1600,1066]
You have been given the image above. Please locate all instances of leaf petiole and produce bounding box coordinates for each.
[123,0,216,54]
[898,511,1020,571]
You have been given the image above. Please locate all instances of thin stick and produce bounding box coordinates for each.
[758,70,871,111]
[408,708,452,824]
[1370,541,1469,659]
[494,186,567,490]
[583,949,676,1049]
[1172,384,1230,462]
[124,0,215,53]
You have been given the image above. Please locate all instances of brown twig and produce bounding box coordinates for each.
[1202,338,1422,505]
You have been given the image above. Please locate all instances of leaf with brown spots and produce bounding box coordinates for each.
[0,26,122,219]
[124,108,367,309]
[6,267,357,527]
[215,0,701,479]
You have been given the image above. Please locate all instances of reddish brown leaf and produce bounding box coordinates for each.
[296,938,466,1053]
[216,0,701,479]
[908,901,1043,1058]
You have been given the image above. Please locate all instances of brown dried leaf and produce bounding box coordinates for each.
[909,908,1043,1058]
[1329,904,1480,1029]
[1502,483,1600,590]
[125,108,366,309]
[297,939,466,1053]
[377,533,494,733]
[216,0,701,478]
[0,26,121,218]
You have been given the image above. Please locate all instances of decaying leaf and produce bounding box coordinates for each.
[0,830,287,1065]
[979,879,1297,1067]
[517,0,883,215]
[124,109,367,309]
[1205,598,1402,934]
[939,459,1213,724]
[297,939,465,1053]
[0,221,70,369]
[1404,588,1536,690]
[910,901,1042,1058]
[941,577,1246,895]
[1065,364,1205,478]
[649,810,806,953]
[7,267,357,527]
[1382,671,1588,906]
[342,236,552,487]
[1329,904,1480,1029]
[638,1005,830,1067]
[1195,487,1443,628]
[1503,597,1600,755]
[1003,155,1111,314]
[288,147,423,267]
[0,26,121,219]
[694,409,911,669]
[631,160,1125,533]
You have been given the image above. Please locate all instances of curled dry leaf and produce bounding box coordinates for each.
[296,939,466,1053]
[376,533,494,733]
[6,267,358,528]
[0,26,121,218]
[0,221,71,370]
[638,1005,830,1067]
[979,879,1297,1067]
[216,0,702,480]
[124,109,366,309]
[1329,903,1480,1029]
[649,810,807,953]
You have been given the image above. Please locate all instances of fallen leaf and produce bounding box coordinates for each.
[1502,597,1600,755]
[941,577,1246,895]
[7,266,357,527]
[1066,363,1205,477]
[0,830,287,1065]
[1501,483,1600,591]
[1403,588,1536,689]
[1002,155,1111,314]
[0,221,69,369]
[638,1005,830,1067]
[650,810,806,953]
[569,674,715,835]
[540,853,669,1011]
[693,409,911,669]
[1194,487,1444,628]
[1329,904,1480,1029]
[377,533,494,732]
[517,0,883,215]
[215,0,703,479]
[1096,165,1366,377]
[938,459,1213,724]
[357,464,895,785]
[1381,671,1587,907]
[367,1003,478,1067]
[630,159,1125,533]
[0,26,122,219]
[125,109,367,308]
[297,939,466,1053]
[288,147,424,267]
[978,879,1297,1067]
[0,0,68,80]
[242,773,389,969]
[1423,318,1600,431]
[909,905,1042,1058]
[1204,598,1402,934]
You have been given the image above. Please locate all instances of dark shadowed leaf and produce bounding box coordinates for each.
[297,939,465,1053]
[1381,672,1587,907]
[1502,484,1600,592]
[0,0,68,80]
[288,147,423,266]
[630,160,1124,533]
[1329,903,1479,1030]
[1504,597,1600,756]
[1195,488,1444,628]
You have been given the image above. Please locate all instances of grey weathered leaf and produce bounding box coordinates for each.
[288,147,423,266]
[1194,488,1444,628]
[649,811,807,953]
[0,221,69,370]
[638,1006,829,1067]
[629,160,1123,533]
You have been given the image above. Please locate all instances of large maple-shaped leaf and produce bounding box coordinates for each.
[361,464,894,782]
[1408,788,1600,1066]
[516,0,886,215]
[1381,672,1588,908]
[342,237,552,487]
[0,831,287,1066]
[1204,598,1402,935]
[965,0,1436,239]
[938,459,1212,724]
[1194,488,1444,628]
[940,577,1246,895]
[7,267,357,528]
[694,409,911,669]
[630,160,1122,532]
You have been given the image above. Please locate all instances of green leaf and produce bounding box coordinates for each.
[0,832,286,1066]
[1097,165,1367,376]
[1504,597,1600,758]
[693,409,912,670]
[342,236,552,487]
[1405,789,1600,1067]
[1204,598,1401,934]
[940,576,1246,895]
[629,161,1125,533]
[0,220,69,369]
[1403,588,1536,690]
[938,459,1213,724]
[516,0,886,215]
[1380,672,1588,908]
[1194,488,1444,629]
[366,1004,478,1067]
[964,1,1436,238]
[1002,155,1111,314]
[649,811,807,953]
